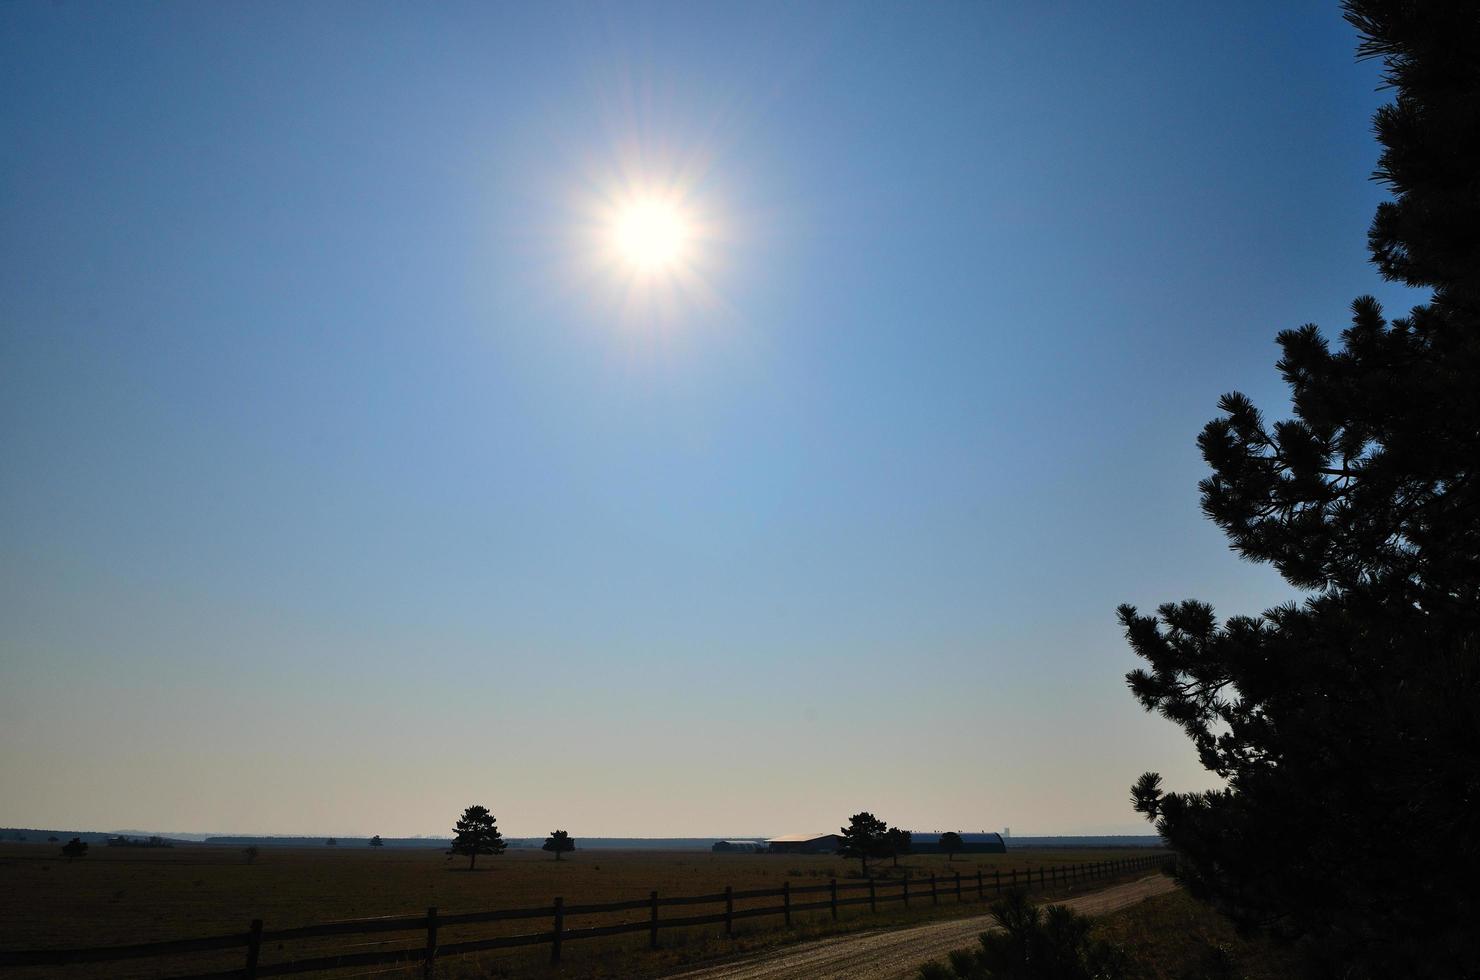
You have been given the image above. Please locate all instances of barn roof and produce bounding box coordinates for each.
[764,832,839,843]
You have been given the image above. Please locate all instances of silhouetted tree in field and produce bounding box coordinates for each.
[886,827,912,868]
[369,835,383,847]
[60,837,87,862]
[449,805,505,870]
[543,830,575,860]
[1120,3,1480,977]
[939,832,963,862]
[839,812,889,875]
[242,845,259,865]
[325,838,337,847]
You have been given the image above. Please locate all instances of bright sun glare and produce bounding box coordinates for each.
[571,165,722,323]
[612,198,691,273]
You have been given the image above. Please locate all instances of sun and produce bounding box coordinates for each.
[611,197,692,274]
[563,162,726,325]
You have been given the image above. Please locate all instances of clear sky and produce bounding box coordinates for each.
[1,2,1423,838]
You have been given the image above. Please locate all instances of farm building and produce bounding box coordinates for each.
[710,840,767,853]
[909,831,1007,854]
[765,833,843,854]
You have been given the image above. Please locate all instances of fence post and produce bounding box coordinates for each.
[931,873,938,906]
[830,878,838,919]
[1009,868,1015,890]
[650,891,659,949]
[869,877,877,913]
[977,869,983,900]
[955,872,962,902]
[424,907,438,980]
[995,869,1001,894]
[551,898,563,964]
[1038,867,1044,889]
[902,875,909,907]
[245,919,262,980]
[725,886,733,937]
[783,880,791,927]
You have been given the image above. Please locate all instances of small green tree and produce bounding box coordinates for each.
[449,805,506,870]
[838,812,889,875]
[886,827,912,868]
[939,832,964,862]
[369,835,384,847]
[543,829,575,860]
[60,837,88,862]
[917,890,1130,980]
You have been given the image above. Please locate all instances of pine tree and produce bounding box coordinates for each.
[938,832,963,862]
[543,829,575,860]
[1121,4,1480,976]
[886,827,913,868]
[838,812,889,875]
[449,805,506,870]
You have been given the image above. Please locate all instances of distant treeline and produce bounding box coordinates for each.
[203,836,740,850]
[4,828,1166,851]
[1004,836,1164,849]
[0,829,195,846]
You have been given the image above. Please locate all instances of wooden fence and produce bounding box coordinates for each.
[0,854,1174,978]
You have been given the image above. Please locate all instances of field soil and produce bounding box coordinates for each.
[662,874,1177,980]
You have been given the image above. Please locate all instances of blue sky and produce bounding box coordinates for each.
[1,2,1422,837]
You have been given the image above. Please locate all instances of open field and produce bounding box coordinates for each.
[0,842,1166,979]
[1088,887,1301,980]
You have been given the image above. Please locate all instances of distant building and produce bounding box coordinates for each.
[910,832,1007,854]
[711,840,768,853]
[766,833,844,854]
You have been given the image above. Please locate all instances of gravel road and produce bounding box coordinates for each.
[663,874,1177,980]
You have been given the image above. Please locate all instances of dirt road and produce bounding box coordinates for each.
[664,874,1176,980]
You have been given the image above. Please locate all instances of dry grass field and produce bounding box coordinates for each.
[0,842,1167,979]
[1089,887,1301,979]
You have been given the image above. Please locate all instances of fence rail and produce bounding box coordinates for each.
[0,854,1174,978]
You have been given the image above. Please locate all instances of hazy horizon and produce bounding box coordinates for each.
[1,3,1424,839]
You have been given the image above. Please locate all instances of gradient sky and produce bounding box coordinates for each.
[1,2,1424,838]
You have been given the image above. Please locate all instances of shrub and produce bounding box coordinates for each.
[917,890,1130,980]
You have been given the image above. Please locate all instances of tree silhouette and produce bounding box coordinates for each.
[543,829,575,860]
[939,832,963,862]
[1121,4,1480,976]
[449,805,505,870]
[838,812,889,875]
[242,845,259,865]
[325,838,337,847]
[886,827,912,868]
[369,835,384,848]
[60,837,88,862]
